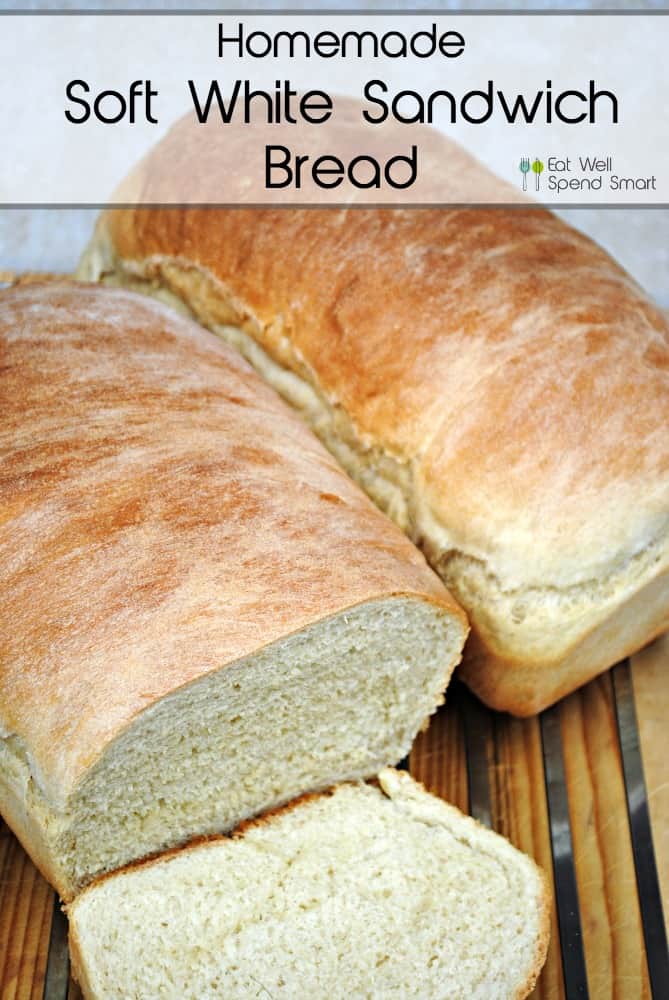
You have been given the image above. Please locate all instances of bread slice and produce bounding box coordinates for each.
[78,113,669,715]
[0,282,467,900]
[68,769,550,1000]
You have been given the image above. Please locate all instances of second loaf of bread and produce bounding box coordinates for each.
[78,117,669,713]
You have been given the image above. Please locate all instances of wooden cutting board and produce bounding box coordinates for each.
[1,637,667,1000]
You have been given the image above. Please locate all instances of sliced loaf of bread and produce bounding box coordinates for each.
[68,769,549,1000]
[0,282,467,899]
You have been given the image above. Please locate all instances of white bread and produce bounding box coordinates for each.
[0,282,467,900]
[78,115,669,714]
[68,768,550,1000]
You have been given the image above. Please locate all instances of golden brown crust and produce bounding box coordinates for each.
[82,115,669,712]
[97,203,669,587]
[0,281,465,813]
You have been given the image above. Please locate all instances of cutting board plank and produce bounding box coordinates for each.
[0,638,666,1000]
[0,826,52,1000]
[560,677,650,998]
[632,633,669,931]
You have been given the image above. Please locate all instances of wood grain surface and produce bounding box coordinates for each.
[632,634,669,932]
[561,678,650,997]
[0,639,666,1000]
[0,827,52,1000]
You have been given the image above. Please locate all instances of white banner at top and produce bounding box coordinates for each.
[0,11,667,206]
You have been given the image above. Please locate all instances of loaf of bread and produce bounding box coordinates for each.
[68,768,549,1000]
[0,282,467,899]
[78,118,669,714]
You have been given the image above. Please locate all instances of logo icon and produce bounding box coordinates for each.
[519,157,545,192]
[532,158,545,191]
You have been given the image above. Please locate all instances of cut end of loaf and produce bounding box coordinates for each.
[11,597,464,899]
[68,768,549,1000]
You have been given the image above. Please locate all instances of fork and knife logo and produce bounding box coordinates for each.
[519,157,544,191]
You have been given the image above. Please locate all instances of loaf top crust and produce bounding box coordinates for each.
[97,183,669,595]
[0,282,463,807]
